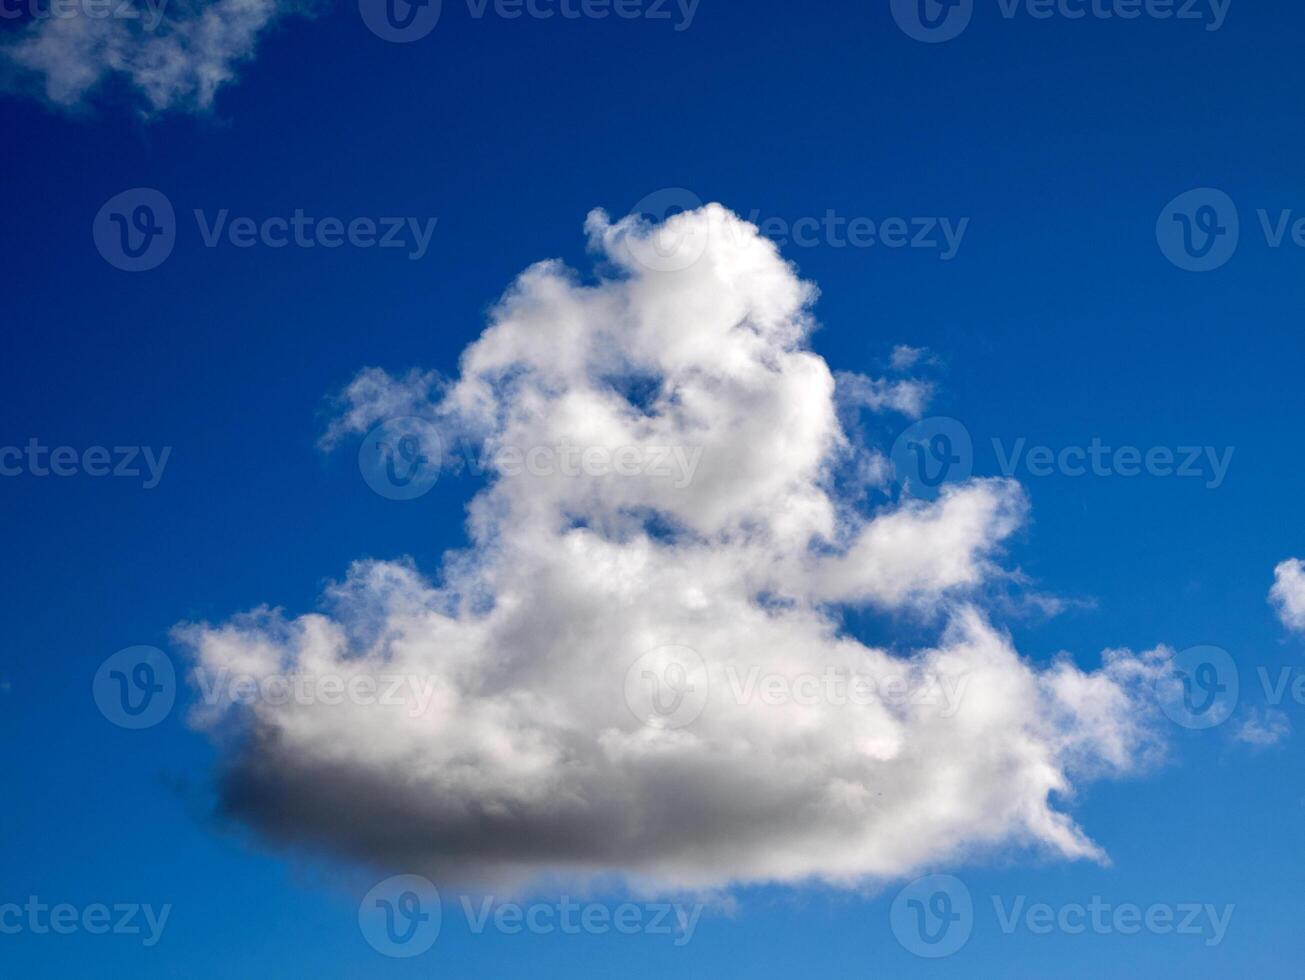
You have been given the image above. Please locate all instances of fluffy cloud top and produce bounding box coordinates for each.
[177,204,1172,894]
[1270,559,1305,633]
[1,0,304,113]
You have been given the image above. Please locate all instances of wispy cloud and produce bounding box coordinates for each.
[1235,708,1290,748]
[1,0,311,114]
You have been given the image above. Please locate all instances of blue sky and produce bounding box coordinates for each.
[5,0,1305,976]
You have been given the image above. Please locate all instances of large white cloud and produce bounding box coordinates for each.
[177,204,1173,894]
[1270,559,1305,633]
[2,0,306,113]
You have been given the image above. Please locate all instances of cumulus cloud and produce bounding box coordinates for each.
[1,0,308,113]
[1270,559,1305,633]
[177,204,1174,894]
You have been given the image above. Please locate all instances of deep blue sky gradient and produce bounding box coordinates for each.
[4,0,1305,975]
